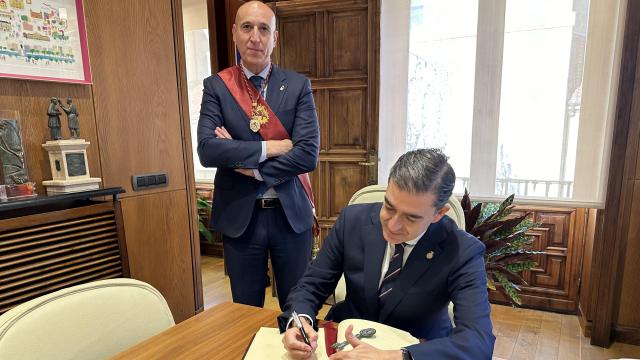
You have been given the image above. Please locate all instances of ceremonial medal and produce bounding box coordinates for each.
[240,64,273,133]
[249,103,269,132]
[249,119,261,132]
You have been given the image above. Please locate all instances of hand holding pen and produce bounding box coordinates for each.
[283,311,318,360]
[291,311,311,346]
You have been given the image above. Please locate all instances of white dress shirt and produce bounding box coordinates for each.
[241,62,278,199]
[378,230,426,287]
[290,230,428,328]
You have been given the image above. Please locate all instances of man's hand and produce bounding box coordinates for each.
[214,126,233,139]
[213,127,256,178]
[266,139,293,158]
[329,325,403,360]
[282,318,318,360]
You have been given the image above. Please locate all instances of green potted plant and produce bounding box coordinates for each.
[197,197,213,243]
[461,190,542,306]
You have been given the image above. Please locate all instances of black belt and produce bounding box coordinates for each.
[257,198,280,208]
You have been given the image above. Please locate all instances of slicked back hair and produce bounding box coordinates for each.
[388,148,456,210]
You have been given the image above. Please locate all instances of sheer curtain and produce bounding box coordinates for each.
[379,0,627,208]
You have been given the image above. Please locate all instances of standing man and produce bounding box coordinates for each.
[280,149,494,360]
[47,97,62,141]
[60,97,80,139]
[197,1,320,310]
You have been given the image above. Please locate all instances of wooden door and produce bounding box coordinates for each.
[273,0,380,243]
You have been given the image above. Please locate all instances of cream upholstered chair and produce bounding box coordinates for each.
[346,185,466,229]
[332,185,465,326]
[0,278,175,360]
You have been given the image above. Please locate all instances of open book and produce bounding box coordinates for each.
[244,318,420,360]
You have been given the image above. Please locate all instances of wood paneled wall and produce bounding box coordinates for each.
[272,0,380,243]
[119,190,195,322]
[0,0,201,323]
[581,1,640,347]
[86,0,187,198]
[489,206,588,313]
[577,208,597,335]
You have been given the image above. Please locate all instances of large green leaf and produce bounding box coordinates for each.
[486,263,528,285]
[197,198,211,210]
[505,261,537,273]
[493,194,515,220]
[198,221,213,243]
[493,249,543,263]
[494,271,522,305]
[475,213,530,240]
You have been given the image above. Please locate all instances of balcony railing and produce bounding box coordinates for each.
[456,177,574,199]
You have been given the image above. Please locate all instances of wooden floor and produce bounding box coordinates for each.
[201,255,640,359]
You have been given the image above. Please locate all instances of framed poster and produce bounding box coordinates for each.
[0,0,91,84]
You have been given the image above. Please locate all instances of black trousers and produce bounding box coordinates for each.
[222,202,312,310]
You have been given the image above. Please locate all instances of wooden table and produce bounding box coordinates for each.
[111,302,280,359]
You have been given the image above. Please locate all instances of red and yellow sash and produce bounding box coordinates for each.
[219,66,319,236]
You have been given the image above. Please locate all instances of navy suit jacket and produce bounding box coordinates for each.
[281,203,495,359]
[197,65,320,237]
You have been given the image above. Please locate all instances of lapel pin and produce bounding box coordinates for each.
[425,251,434,260]
[280,85,285,91]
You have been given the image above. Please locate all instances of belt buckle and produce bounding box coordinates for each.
[261,198,276,208]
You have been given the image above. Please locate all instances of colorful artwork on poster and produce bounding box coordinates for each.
[0,0,91,84]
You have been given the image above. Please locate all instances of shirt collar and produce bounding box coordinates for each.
[403,229,427,247]
[241,61,271,79]
[387,230,426,249]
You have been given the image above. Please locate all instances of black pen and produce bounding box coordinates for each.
[291,311,311,346]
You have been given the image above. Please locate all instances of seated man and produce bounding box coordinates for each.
[279,148,495,360]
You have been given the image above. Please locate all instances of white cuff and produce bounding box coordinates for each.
[259,141,267,163]
[286,314,314,329]
[253,169,263,181]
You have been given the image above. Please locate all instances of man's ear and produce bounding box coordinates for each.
[231,24,238,43]
[273,30,279,48]
[432,205,450,223]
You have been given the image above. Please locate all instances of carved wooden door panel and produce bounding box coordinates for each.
[489,206,586,313]
[273,0,380,244]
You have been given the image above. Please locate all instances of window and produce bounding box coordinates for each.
[406,0,478,193]
[182,0,215,183]
[184,29,215,182]
[380,0,626,207]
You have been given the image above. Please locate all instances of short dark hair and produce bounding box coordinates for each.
[388,148,456,209]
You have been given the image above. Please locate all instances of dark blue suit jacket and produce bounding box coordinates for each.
[197,65,320,237]
[281,203,495,359]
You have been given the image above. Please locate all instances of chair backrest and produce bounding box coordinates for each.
[348,184,466,229]
[0,278,175,360]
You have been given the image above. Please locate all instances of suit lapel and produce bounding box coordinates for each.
[364,211,387,318]
[266,65,286,115]
[378,217,450,323]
